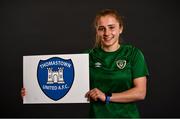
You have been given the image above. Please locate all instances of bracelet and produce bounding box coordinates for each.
[105,93,112,104]
[105,96,111,104]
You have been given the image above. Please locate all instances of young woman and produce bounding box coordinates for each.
[85,9,149,118]
[21,9,149,118]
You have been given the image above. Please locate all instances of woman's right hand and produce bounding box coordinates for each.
[21,88,26,98]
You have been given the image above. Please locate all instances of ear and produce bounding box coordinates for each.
[119,26,123,34]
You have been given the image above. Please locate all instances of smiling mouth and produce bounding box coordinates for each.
[103,36,114,41]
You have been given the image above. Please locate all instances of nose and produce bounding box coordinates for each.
[104,29,110,36]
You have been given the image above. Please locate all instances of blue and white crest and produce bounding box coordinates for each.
[37,57,74,101]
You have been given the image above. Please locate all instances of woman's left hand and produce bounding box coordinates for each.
[85,88,106,102]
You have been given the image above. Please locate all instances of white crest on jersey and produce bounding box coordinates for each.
[116,60,126,69]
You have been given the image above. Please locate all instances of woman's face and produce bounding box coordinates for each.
[96,15,123,48]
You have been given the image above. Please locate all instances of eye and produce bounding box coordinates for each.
[109,26,115,30]
[97,27,105,31]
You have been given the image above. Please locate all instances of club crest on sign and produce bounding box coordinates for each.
[116,60,126,69]
[37,57,74,101]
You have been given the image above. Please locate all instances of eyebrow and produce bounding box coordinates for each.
[98,24,116,27]
[107,24,115,27]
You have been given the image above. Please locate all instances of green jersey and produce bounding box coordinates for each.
[87,44,149,118]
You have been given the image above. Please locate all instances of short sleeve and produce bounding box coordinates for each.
[131,48,149,79]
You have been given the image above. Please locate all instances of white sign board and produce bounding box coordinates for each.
[23,54,89,104]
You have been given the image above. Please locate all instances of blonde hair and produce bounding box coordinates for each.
[93,9,124,47]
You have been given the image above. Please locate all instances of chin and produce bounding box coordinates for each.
[102,43,113,47]
[102,41,114,46]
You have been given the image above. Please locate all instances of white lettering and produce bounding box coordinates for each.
[40,60,71,69]
[43,85,57,90]
[58,84,69,90]
[42,84,69,90]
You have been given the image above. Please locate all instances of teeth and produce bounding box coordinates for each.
[104,37,112,41]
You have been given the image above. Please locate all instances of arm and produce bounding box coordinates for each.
[86,76,147,103]
[110,76,147,103]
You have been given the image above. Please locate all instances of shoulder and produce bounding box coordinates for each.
[121,43,142,55]
[120,43,146,63]
[119,44,148,73]
[122,43,139,51]
[83,48,95,54]
[83,47,100,54]
[83,49,91,53]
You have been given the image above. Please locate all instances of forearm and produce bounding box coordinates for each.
[86,77,147,103]
[110,87,146,103]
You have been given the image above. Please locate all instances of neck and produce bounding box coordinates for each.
[101,44,120,52]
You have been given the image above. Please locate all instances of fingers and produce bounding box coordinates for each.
[21,88,26,97]
[85,91,90,101]
[86,88,105,102]
[85,91,89,97]
[89,92,98,101]
[89,89,99,101]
